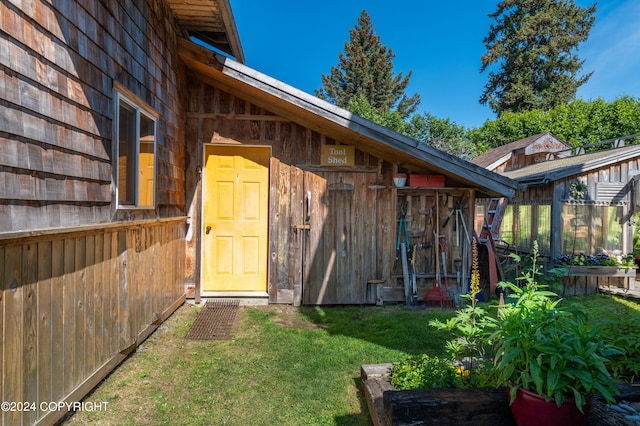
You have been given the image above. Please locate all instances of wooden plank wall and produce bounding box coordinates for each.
[0,0,186,233]
[185,80,397,304]
[0,218,186,425]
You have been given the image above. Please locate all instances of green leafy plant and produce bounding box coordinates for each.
[428,238,499,388]
[390,354,464,390]
[492,242,621,412]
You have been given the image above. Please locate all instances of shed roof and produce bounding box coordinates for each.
[472,131,570,170]
[177,38,519,199]
[502,144,640,186]
[167,0,244,62]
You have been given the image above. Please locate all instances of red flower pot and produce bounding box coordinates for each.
[510,386,589,426]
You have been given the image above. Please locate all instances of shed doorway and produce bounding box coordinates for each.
[303,171,378,304]
[202,145,270,294]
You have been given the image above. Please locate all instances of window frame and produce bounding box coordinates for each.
[114,86,158,210]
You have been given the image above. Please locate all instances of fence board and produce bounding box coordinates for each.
[23,243,38,425]
[74,237,86,384]
[37,241,53,422]
[4,245,23,425]
[118,231,130,350]
[85,234,96,376]
[94,233,104,368]
[109,232,118,355]
[63,238,75,394]
[51,239,64,403]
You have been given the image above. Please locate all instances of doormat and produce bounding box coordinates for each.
[185,299,240,340]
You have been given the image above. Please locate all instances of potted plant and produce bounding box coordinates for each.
[492,243,621,426]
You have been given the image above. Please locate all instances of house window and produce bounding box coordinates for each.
[116,92,157,208]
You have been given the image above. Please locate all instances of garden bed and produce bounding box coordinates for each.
[561,266,636,295]
[361,363,640,426]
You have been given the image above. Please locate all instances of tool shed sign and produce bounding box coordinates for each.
[321,145,354,166]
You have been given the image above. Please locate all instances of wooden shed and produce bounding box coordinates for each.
[177,40,518,306]
[485,136,640,263]
[0,0,518,423]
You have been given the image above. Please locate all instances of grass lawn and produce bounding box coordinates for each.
[64,294,639,425]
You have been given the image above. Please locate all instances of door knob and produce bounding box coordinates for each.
[205,225,212,234]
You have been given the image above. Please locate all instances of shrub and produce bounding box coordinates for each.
[390,354,464,390]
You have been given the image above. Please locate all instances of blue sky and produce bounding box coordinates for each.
[230,1,640,129]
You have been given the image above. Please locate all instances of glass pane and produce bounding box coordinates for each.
[604,206,623,252]
[561,204,623,255]
[518,205,532,250]
[536,205,551,255]
[498,204,513,245]
[118,101,136,205]
[138,113,155,207]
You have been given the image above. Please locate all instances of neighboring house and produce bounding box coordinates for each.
[472,131,571,173]
[0,1,518,424]
[482,138,640,263]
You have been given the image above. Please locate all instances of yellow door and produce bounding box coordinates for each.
[202,145,270,292]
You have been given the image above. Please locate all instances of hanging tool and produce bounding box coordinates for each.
[424,192,453,307]
[424,231,453,307]
[456,208,472,295]
[442,195,467,229]
[396,201,411,262]
[410,244,418,305]
[401,243,411,306]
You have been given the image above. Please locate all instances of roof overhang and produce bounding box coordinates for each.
[177,38,519,199]
[505,145,640,188]
[168,0,244,62]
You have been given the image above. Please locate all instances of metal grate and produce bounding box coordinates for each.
[185,299,240,340]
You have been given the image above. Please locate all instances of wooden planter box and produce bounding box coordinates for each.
[562,266,636,295]
[361,364,640,426]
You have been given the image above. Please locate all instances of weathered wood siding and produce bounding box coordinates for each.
[0,218,185,425]
[183,79,477,304]
[1,0,189,424]
[0,0,186,232]
[185,80,400,304]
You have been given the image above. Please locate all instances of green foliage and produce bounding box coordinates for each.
[565,295,640,383]
[480,0,596,115]
[316,10,420,119]
[493,244,621,411]
[407,113,476,160]
[469,96,640,151]
[391,354,464,390]
[347,94,409,134]
[418,243,622,412]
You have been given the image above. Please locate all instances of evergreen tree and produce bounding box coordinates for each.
[480,0,596,115]
[408,113,475,160]
[316,10,420,119]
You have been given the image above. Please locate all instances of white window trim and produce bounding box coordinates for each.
[113,83,159,210]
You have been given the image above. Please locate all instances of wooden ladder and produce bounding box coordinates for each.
[479,198,508,295]
[479,198,506,242]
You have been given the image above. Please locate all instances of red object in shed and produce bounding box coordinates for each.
[408,174,445,187]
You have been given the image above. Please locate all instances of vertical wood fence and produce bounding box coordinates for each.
[0,218,186,425]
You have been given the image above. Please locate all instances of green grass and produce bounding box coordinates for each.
[66,304,453,425]
[65,295,639,425]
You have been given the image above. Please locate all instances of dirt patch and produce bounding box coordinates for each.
[251,305,328,330]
